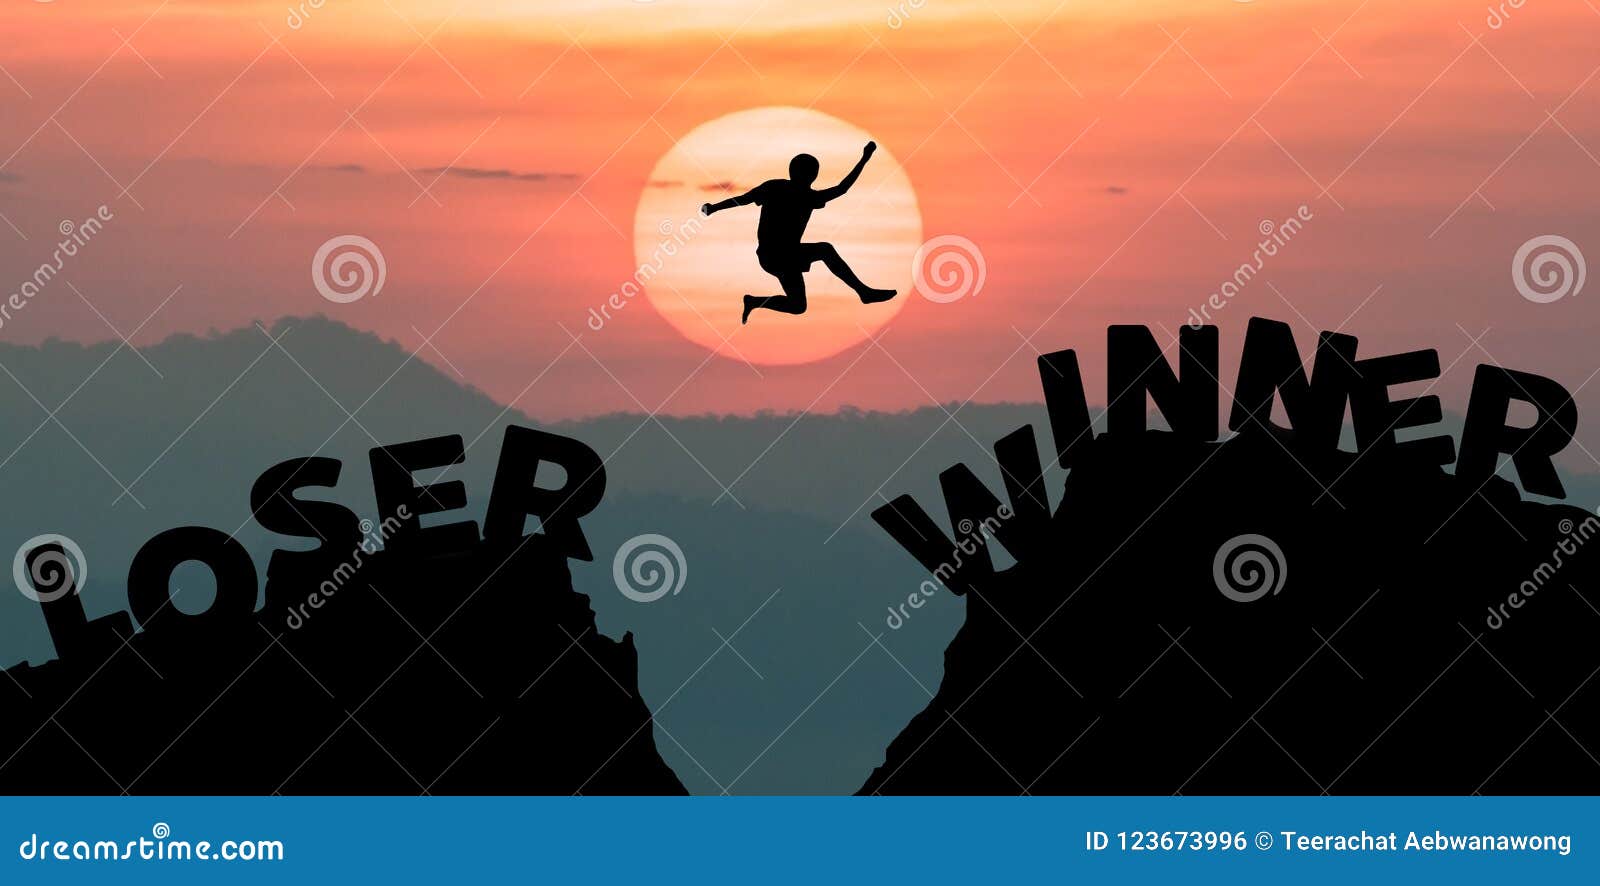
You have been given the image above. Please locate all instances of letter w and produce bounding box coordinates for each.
[870,426,1051,596]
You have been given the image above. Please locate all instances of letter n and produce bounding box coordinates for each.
[1106,324,1218,439]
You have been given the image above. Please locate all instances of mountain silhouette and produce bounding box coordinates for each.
[1,519,685,794]
[0,317,1024,793]
[3,316,1599,794]
[864,381,1600,794]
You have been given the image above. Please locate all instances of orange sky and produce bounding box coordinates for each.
[2,0,1600,452]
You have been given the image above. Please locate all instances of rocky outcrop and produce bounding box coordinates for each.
[0,534,685,794]
[864,430,1600,794]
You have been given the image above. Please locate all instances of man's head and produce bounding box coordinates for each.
[788,153,819,186]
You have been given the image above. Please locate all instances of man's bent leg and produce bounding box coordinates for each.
[804,242,895,303]
[744,270,807,322]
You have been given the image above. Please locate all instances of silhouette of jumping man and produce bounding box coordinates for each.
[701,141,897,324]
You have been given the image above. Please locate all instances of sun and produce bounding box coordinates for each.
[633,107,923,365]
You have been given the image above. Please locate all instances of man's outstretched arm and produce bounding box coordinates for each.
[701,187,761,215]
[816,142,876,204]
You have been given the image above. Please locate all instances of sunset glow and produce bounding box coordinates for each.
[1,0,1598,445]
[633,107,920,365]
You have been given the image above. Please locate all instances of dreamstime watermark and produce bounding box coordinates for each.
[1212,533,1287,603]
[18,822,284,863]
[12,534,87,604]
[1512,234,1584,304]
[912,234,987,303]
[886,0,928,29]
[587,215,705,331]
[1487,0,1527,29]
[284,506,408,630]
[286,0,330,29]
[311,234,386,304]
[1,206,114,333]
[1187,205,1313,328]
[613,533,687,603]
[886,503,1013,630]
[1485,511,1599,630]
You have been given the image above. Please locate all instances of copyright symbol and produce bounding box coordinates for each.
[1255,830,1273,850]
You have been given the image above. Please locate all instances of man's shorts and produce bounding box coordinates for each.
[757,244,823,276]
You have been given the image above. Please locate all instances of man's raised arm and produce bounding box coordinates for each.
[701,186,761,216]
[816,142,877,204]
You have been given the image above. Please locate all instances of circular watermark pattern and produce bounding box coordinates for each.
[613,533,687,603]
[912,234,987,303]
[13,534,87,604]
[151,823,170,839]
[1212,534,1286,603]
[1512,234,1585,304]
[312,234,387,304]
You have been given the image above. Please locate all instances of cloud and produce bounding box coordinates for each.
[418,166,578,182]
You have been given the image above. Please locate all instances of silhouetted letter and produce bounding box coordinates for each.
[1458,365,1576,498]
[28,542,86,658]
[251,456,361,577]
[483,425,606,561]
[872,493,987,596]
[1348,348,1455,464]
[127,527,257,634]
[370,435,479,558]
[874,426,1051,594]
[1038,349,1093,468]
[936,440,1042,563]
[1229,318,1357,448]
[1107,324,1218,439]
[993,426,1050,553]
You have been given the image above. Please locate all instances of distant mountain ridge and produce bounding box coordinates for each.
[1,316,1597,795]
[0,317,1014,794]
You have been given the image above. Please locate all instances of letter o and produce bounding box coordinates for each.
[127,527,257,633]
